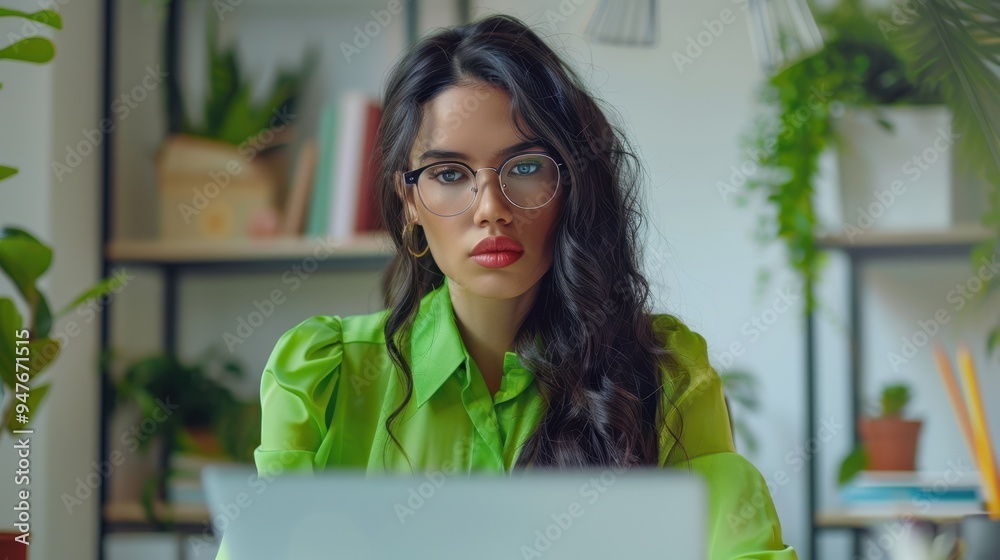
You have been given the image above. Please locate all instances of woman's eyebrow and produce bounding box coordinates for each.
[417,139,544,164]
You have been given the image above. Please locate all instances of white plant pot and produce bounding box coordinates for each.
[832,105,956,234]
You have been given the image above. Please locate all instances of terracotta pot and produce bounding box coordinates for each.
[181,425,223,457]
[0,531,28,559]
[858,416,923,471]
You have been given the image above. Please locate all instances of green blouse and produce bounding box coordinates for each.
[214,280,797,559]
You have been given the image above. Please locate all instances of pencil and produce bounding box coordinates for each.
[932,345,976,459]
[956,344,1000,519]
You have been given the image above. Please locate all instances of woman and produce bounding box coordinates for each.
[216,13,796,560]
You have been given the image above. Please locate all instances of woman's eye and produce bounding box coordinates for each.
[429,167,468,184]
[510,161,541,176]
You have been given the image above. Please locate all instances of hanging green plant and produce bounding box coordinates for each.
[738,0,999,326]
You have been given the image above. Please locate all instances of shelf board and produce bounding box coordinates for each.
[815,224,994,254]
[816,506,984,529]
[104,501,210,527]
[106,231,395,266]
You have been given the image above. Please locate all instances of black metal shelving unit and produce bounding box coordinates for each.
[805,226,995,560]
[94,0,451,557]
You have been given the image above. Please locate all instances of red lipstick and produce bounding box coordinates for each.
[470,235,524,268]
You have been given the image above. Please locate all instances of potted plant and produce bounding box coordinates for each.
[102,346,260,527]
[838,382,923,484]
[155,2,318,241]
[738,0,1000,321]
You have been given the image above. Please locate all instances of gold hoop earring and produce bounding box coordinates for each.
[403,220,429,258]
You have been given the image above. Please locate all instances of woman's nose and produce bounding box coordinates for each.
[472,169,513,225]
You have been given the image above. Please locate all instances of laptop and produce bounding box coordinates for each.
[202,464,707,559]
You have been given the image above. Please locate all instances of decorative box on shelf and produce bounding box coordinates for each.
[155,135,287,242]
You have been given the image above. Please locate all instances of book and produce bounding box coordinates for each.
[354,101,385,233]
[328,92,372,239]
[839,469,985,508]
[305,104,337,237]
[281,137,318,236]
[840,486,980,503]
[849,469,982,489]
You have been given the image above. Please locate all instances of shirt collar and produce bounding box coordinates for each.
[410,279,534,407]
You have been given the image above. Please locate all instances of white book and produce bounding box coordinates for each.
[327,91,371,240]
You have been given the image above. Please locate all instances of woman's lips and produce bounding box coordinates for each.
[469,235,524,268]
[471,235,524,254]
[470,251,523,268]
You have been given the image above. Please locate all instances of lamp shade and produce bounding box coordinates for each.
[583,0,658,47]
[746,0,824,75]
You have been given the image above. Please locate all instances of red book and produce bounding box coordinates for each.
[355,101,385,233]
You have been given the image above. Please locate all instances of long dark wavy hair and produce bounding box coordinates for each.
[375,14,686,469]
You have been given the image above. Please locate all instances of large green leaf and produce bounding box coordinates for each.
[0,37,55,64]
[0,165,16,182]
[0,298,24,389]
[0,301,59,391]
[0,228,54,337]
[0,8,63,29]
[0,228,52,293]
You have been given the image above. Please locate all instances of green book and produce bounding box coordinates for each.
[306,103,337,237]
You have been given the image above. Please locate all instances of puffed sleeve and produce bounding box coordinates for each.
[214,315,343,560]
[653,314,798,560]
[253,315,343,476]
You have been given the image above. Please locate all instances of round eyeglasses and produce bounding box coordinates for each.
[403,152,564,217]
